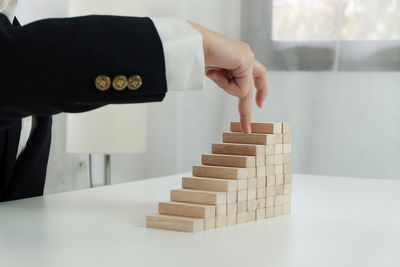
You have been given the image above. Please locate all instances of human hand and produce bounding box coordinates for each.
[188,21,268,133]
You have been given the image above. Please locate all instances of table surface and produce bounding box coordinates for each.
[1,173,400,267]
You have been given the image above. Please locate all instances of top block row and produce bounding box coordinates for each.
[231,122,291,134]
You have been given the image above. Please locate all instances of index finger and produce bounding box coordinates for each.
[238,85,254,134]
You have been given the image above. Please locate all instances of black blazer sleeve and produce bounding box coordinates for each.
[0,14,167,121]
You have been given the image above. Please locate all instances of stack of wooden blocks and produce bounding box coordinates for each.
[147,122,292,232]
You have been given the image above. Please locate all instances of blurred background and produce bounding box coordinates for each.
[15,0,400,194]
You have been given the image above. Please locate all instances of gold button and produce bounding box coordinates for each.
[95,75,111,91]
[127,75,143,90]
[112,75,128,91]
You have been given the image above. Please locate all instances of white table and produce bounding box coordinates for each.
[1,173,400,267]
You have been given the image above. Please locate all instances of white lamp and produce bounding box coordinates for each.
[66,0,149,186]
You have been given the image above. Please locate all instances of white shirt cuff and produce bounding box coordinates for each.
[151,17,204,91]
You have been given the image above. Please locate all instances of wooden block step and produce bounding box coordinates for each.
[284,174,292,184]
[223,132,275,145]
[247,210,256,221]
[159,201,216,218]
[202,154,256,168]
[282,123,291,133]
[216,215,227,228]
[193,165,256,179]
[182,177,239,192]
[237,212,248,224]
[256,208,266,220]
[147,214,204,232]
[227,214,237,226]
[171,189,226,205]
[212,143,265,156]
[230,122,282,134]
[266,207,275,218]
[274,133,283,144]
[274,144,283,154]
[205,217,216,230]
[227,202,238,214]
[283,144,292,154]
[237,200,247,213]
[283,134,291,144]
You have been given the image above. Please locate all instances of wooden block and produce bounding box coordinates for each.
[283,144,292,154]
[275,195,285,206]
[266,207,275,218]
[193,166,255,179]
[147,214,204,233]
[182,177,237,192]
[237,212,248,224]
[275,185,284,195]
[284,163,292,174]
[275,206,283,216]
[284,184,292,195]
[223,132,274,145]
[284,174,292,184]
[227,214,237,226]
[283,204,291,215]
[256,155,266,167]
[171,189,226,205]
[205,217,216,230]
[256,166,266,177]
[275,174,284,185]
[159,201,215,218]
[247,199,257,211]
[283,154,291,163]
[256,208,266,220]
[230,122,282,134]
[266,186,276,197]
[247,177,257,189]
[266,196,275,207]
[202,154,256,168]
[216,204,227,216]
[256,187,266,199]
[266,144,275,155]
[212,143,265,156]
[266,165,275,176]
[247,210,256,221]
[274,133,283,144]
[274,144,283,154]
[216,215,227,228]
[227,202,238,214]
[237,200,248,213]
[238,179,248,190]
[238,190,248,201]
[227,191,238,203]
[248,188,256,200]
[283,194,291,205]
[282,123,291,133]
[283,134,291,144]
[266,175,276,186]
[266,155,275,165]
[257,198,266,209]
[257,176,266,187]
[274,154,284,164]
[274,164,283,175]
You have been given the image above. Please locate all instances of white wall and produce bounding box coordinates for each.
[14,0,400,196]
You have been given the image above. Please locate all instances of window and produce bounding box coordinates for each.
[273,0,400,41]
[241,0,400,71]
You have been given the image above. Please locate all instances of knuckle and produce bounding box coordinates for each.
[238,42,255,62]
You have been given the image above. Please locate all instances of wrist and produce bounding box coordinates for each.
[187,20,211,63]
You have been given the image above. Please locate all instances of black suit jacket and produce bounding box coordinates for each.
[0,14,167,201]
